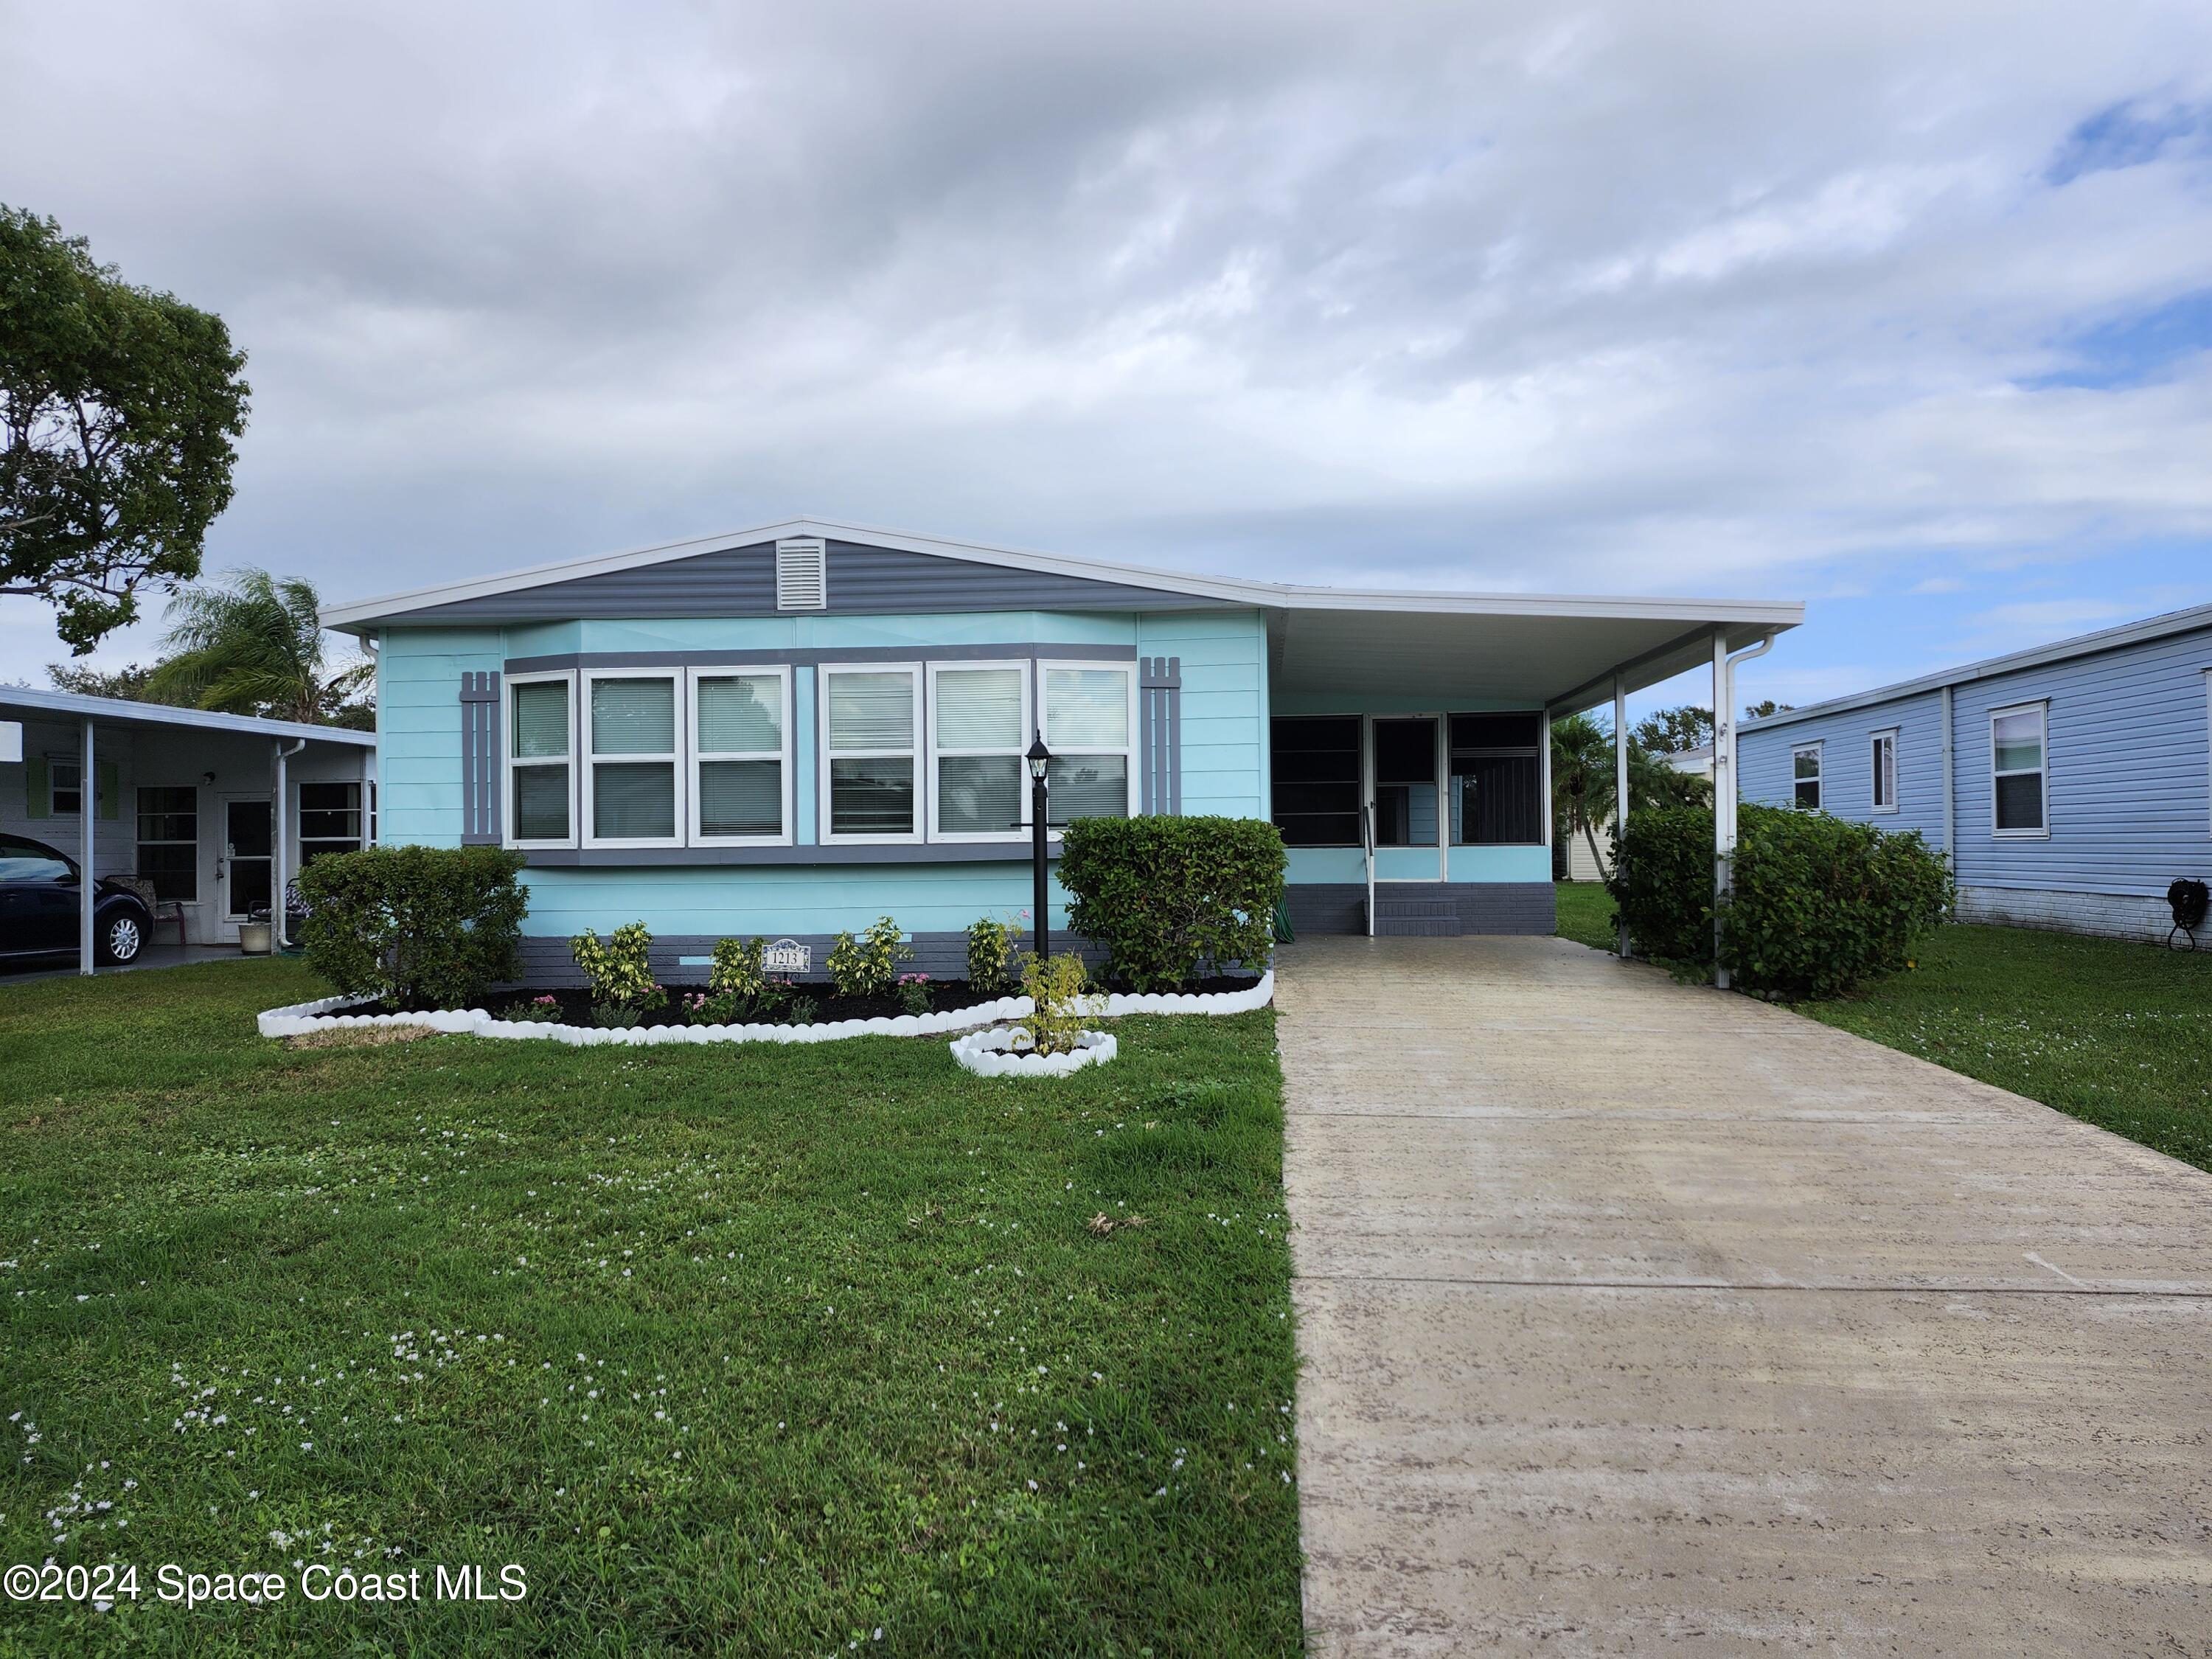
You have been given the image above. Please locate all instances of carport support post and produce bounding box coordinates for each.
[1613,674,1630,958]
[79,717,95,975]
[1711,633,1733,990]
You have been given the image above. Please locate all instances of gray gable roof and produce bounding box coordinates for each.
[385,536,1231,624]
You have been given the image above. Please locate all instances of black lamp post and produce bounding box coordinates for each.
[1026,731,1052,959]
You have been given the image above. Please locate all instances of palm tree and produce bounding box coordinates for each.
[146,567,372,726]
[1551,713,1618,877]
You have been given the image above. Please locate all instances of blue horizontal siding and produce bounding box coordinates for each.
[1739,623,2212,897]
[518,861,1057,939]
[1739,690,1946,846]
[1141,611,1266,818]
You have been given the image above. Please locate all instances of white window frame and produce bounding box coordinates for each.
[1791,742,1823,811]
[1869,728,1898,814]
[685,665,793,847]
[49,755,83,817]
[582,669,686,852]
[1037,659,1141,839]
[504,669,579,850]
[1990,700,2050,840]
[925,660,1032,845]
[819,662,924,845]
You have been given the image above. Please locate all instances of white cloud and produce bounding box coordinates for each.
[2,0,2210,683]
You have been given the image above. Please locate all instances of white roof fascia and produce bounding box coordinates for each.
[0,685,376,746]
[1739,599,2212,735]
[321,514,1805,636]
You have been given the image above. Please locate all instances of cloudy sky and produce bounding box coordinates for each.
[4,0,2209,714]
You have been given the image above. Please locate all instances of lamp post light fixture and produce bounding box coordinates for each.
[1026,731,1052,959]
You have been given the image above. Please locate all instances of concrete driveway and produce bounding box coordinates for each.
[1279,935,2212,1655]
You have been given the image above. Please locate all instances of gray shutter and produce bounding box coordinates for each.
[460,671,502,844]
[1138,655,1182,815]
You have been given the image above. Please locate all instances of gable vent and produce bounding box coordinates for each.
[775,538,827,610]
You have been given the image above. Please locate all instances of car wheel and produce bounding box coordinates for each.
[100,913,145,965]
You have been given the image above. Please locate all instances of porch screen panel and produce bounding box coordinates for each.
[298,782,362,866]
[1270,717,1360,846]
[1450,711,1542,845]
[1374,718,1438,847]
[136,785,198,901]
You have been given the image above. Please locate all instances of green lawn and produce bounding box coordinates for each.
[1553,881,1615,952]
[1803,923,2212,1175]
[0,961,1303,1656]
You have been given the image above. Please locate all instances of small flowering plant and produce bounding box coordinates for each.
[499,995,563,1025]
[894,972,933,1016]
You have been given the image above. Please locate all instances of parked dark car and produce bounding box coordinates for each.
[0,833,153,967]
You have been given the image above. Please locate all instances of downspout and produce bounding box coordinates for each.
[1711,632,1775,990]
[80,717,96,976]
[1939,683,1955,875]
[274,737,306,946]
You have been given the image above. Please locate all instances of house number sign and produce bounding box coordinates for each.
[762,938,812,975]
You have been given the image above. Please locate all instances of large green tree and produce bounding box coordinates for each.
[146,567,372,728]
[1,206,250,650]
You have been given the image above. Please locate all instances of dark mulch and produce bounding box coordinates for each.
[373,972,1264,1027]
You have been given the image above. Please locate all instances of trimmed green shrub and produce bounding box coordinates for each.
[1057,816,1286,992]
[1607,807,1715,965]
[1607,802,1953,1000]
[296,845,528,1009]
[1722,803,1952,1001]
[828,917,911,999]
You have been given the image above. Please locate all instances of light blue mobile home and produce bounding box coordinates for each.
[327,520,1798,978]
[1739,602,2212,942]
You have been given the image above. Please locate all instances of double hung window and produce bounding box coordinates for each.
[823,666,920,841]
[1040,664,1135,823]
[1991,703,2047,835]
[690,668,789,844]
[508,673,577,846]
[1792,744,1823,810]
[929,664,1029,841]
[586,673,681,846]
[1870,730,1897,813]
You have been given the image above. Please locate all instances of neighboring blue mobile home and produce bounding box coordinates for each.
[326,519,1798,978]
[1739,602,2212,942]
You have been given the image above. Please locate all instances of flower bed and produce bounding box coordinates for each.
[257,971,1273,1046]
[948,1027,1118,1078]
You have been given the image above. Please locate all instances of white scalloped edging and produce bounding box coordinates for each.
[949,1027,1117,1078]
[257,970,1271,1047]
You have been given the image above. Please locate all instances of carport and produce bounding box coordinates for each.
[1,686,375,973]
